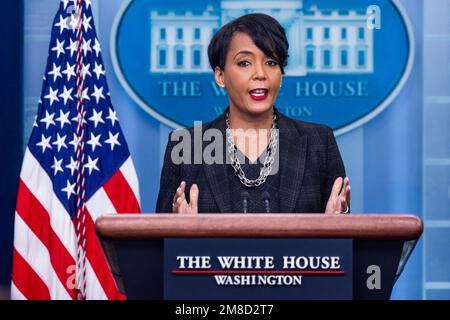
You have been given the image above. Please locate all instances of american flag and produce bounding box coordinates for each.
[11,0,141,300]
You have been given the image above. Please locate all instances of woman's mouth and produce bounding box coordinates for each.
[249,88,269,101]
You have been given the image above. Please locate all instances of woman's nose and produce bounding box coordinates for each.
[252,62,267,81]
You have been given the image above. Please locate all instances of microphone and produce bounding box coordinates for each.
[240,191,250,214]
[261,191,270,213]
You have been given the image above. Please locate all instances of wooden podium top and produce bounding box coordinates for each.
[95,214,423,241]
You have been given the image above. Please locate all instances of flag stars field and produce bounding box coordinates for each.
[48,63,62,82]
[61,180,76,199]
[54,15,69,34]
[107,108,119,126]
[69,133,81,151]
[62,62,76,81]
[56,110,71,129]
[40,110,56,129]
[36,134,52,153]
[105,132,121,151]
[65,156,79,176]
[93,38,101,57]
[51,157,64,176]
[93,62,105,80]
[84,155,99,175]
[82,14,92,32]
[81,38,92,56]
[87,132,102,152]
[66,38,78,58]
[44,87,60,106]
[51,38,65,58]
[52,133,68,152]
[92,85,105,103]
[59,86,74,105]
[89,108,105,128]
[81,62,92,78]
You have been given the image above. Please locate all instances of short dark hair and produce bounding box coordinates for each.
[208,13,289,74]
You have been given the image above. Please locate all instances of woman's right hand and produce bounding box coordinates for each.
[172,181,199,214]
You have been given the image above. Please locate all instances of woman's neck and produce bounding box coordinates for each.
[228,107,274,131]
[227,107,274,162]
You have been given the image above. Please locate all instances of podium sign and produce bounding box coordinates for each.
[164,238,353,300]
[95,214,423,300]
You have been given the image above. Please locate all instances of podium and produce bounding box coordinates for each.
[95,214,422,300]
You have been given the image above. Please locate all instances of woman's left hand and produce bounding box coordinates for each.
[325,177,351,214]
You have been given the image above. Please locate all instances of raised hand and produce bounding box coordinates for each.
[172,181,199,214]
[325,177,351,214]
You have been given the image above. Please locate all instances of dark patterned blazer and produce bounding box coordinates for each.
[155,110,346,213]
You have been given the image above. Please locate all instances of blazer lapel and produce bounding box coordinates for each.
[278,114,308,213]
[204,163,232,213]
[203,113,232,213]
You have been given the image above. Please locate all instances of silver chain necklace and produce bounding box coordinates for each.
[226,112,278,187]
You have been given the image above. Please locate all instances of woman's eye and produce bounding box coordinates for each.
[267,60,279,67]
[237,60,250,67]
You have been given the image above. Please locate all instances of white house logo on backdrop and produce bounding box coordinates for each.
[149,2,373,75]
[111,0,413,135]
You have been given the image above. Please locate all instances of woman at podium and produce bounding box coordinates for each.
[156,13,350,215]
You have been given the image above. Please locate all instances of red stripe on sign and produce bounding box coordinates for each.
[83,209,126,300]
[12,248,51,300]
[103,169,140,213]
[172,270,346,275]
[16,180,77,299]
